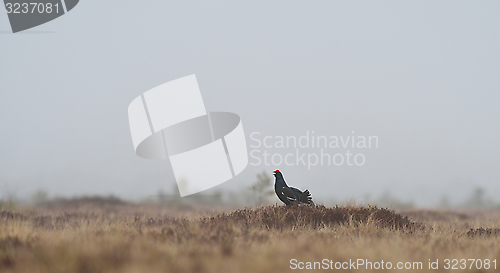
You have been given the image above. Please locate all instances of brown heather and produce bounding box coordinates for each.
[1,201,500,273]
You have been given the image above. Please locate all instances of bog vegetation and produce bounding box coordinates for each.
[1,197,500,273]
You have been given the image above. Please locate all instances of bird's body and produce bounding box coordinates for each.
[273,170,314,206]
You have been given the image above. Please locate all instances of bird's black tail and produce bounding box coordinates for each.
[301,190,315,207]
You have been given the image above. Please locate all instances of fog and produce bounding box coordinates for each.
[1,1,499,206]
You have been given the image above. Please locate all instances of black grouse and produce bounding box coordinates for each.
[273,170,314,206]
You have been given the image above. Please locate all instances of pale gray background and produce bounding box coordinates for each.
[0,1,499,206]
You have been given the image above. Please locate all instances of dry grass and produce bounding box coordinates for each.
[1,201,500,273]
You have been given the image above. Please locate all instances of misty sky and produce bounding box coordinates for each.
[1,1,499,206]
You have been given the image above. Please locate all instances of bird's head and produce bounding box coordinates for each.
[273,169,281,177]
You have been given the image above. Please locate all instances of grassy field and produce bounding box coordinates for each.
[1,199,500,273]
